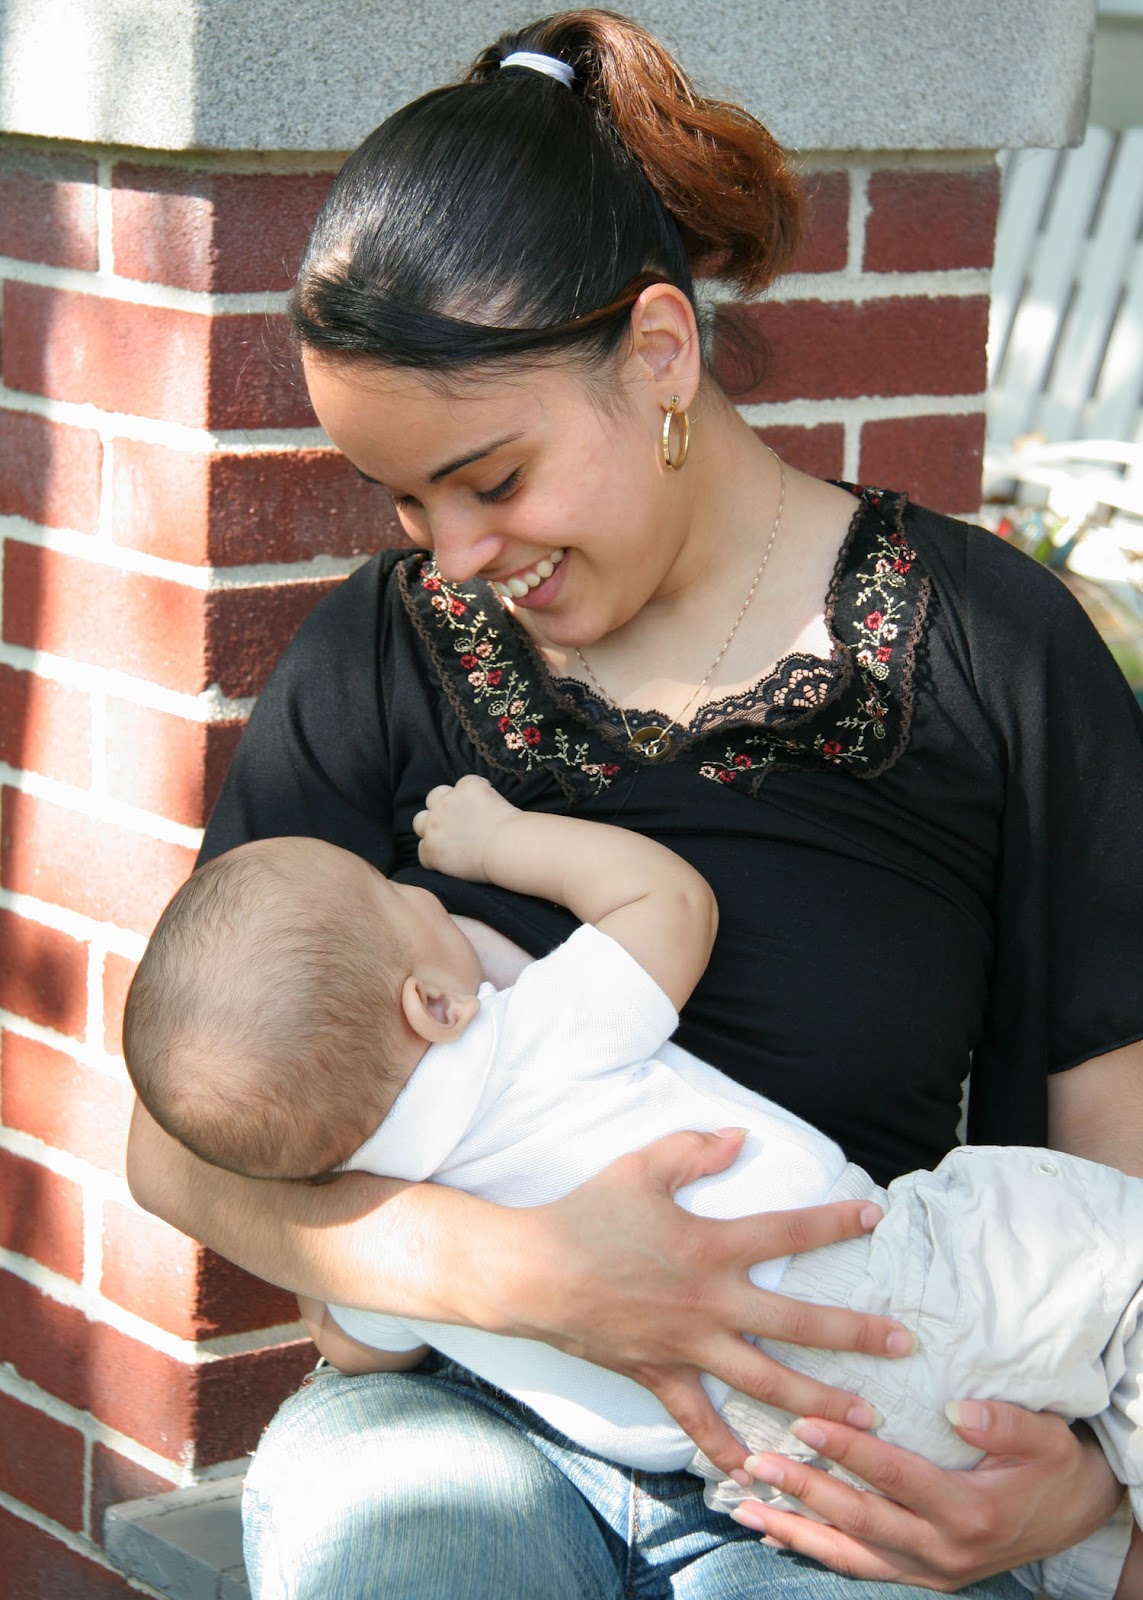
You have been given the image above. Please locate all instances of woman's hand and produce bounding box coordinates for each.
[731,1403,1126,1589]
[482,1128,914,1476]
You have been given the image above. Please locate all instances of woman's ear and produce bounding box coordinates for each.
[400,974,480,1044]
[628,282,702,409]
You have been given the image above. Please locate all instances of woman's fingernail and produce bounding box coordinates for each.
[946,1399,991,1430]
[859,1203,882,1231]
[730,1505,766,1532]
[846,1401,882,1429]
[886,1328,916,1356]
[749,1458,784,1488]
[729,1468,753,1487]
[716,1126,749,1139]
[791,1418,828,1450]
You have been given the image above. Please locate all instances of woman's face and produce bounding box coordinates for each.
[303,351,694,649]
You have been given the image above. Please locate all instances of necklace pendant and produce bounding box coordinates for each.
[629,725,672,761]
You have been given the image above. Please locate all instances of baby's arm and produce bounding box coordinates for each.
[297,1293,430,1375]
[414,775,717,1009]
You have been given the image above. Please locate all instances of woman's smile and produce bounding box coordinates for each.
[490,548,566,604]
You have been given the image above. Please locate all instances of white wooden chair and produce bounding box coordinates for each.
[984,124,1143,516]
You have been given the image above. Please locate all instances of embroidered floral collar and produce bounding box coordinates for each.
[399,485,931,798]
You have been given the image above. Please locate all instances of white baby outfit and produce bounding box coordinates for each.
[335,926,1141,1599]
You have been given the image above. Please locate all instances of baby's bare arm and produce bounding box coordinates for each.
[414,775,716,1009]
[297,1293,429,1375]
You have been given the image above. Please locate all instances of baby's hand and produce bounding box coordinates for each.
[413,775,519,882]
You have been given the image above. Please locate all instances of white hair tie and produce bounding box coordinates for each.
[500,51,575,89]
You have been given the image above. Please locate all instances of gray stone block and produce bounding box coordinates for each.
[104,1476,249,1600]
[0,0,1097,154]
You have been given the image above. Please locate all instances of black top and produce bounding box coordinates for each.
[201,486,1143,1186]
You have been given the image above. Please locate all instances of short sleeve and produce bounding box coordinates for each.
[199,554,397,868]
[964,527,1143,1144]
[326,1305,428,1354]
[501,926,679,1082]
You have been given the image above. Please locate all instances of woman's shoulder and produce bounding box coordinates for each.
[897,496,1120,674]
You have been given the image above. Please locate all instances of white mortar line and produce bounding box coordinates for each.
[738,393,986,428]
[95,157,115,277]
[0,1113,135,1185]
[0,889,148,958]
[797,149,998,175]
[762,267,991,304]
[0,642,254,723]
[0,385,330,451]
[843,417,862,485]
[0,254,290,316]
[848,164,871,274]
[0,1240,297,1367]
[2,516,364,589]
[0,762,204,850]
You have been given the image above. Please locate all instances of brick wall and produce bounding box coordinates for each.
[0,140,997,1593]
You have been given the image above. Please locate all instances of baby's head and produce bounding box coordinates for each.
[123,837,483,1180]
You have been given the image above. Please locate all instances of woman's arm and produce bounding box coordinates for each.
[728,1038,1143,1590]
[127,1101,911,1475]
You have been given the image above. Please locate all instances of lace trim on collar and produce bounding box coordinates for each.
[399,485,931,797]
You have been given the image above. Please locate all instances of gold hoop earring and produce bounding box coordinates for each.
[661,395,691,471]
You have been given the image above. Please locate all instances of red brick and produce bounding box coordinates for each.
[0,1504,142,1600]
[112,166,333,293]
[2,1033,133,1173]
[0,1272,312,1463]
[112,439,401,565]
[3,540,205,692]
[753,424,845,482]
[4,538,339,702]
[864,168,1000,274]
[104,701,244,829]
[205,451,405,563]
[0,909,88,1037]
[208,313,315,430]
[203,577,343,698]
[0,1149,84,1280]
[102,954,136,1059]
[790,171,849,275]
[0,664,92,787]
[0,1391,85,1529]
[0,147,98,271]
[714,295,990,404]
[0,411,102,533]
[90,1444,175,1549]
[2,788,196,936]
[859,411,986,514]
[2,284,314,429]
[102,1201,304,1341]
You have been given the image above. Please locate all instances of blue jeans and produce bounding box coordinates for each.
[243,1356,1029,1599]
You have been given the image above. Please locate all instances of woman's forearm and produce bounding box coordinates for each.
[126,1097,517,1322]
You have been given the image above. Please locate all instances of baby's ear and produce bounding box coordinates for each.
[400,975,479,1044]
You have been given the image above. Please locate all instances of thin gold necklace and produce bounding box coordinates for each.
[575,456,786,762]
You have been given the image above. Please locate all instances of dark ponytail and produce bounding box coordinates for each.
[292,9,803,372]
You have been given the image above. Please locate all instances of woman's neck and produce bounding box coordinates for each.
[540,398,854,716]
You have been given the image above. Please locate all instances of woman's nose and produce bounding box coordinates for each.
[428,517,505,585]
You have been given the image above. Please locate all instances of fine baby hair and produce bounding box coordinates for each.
[122,838,410,1181]
[291,8,803,373]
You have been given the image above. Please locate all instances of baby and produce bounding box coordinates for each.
[124,777,1141,1596]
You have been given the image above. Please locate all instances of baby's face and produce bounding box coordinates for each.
[357,866,484,996]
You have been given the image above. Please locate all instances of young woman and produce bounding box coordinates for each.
[127,11,1143,1596]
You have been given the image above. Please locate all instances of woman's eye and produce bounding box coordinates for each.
[478,469,521,505]
[392,494,422,512]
